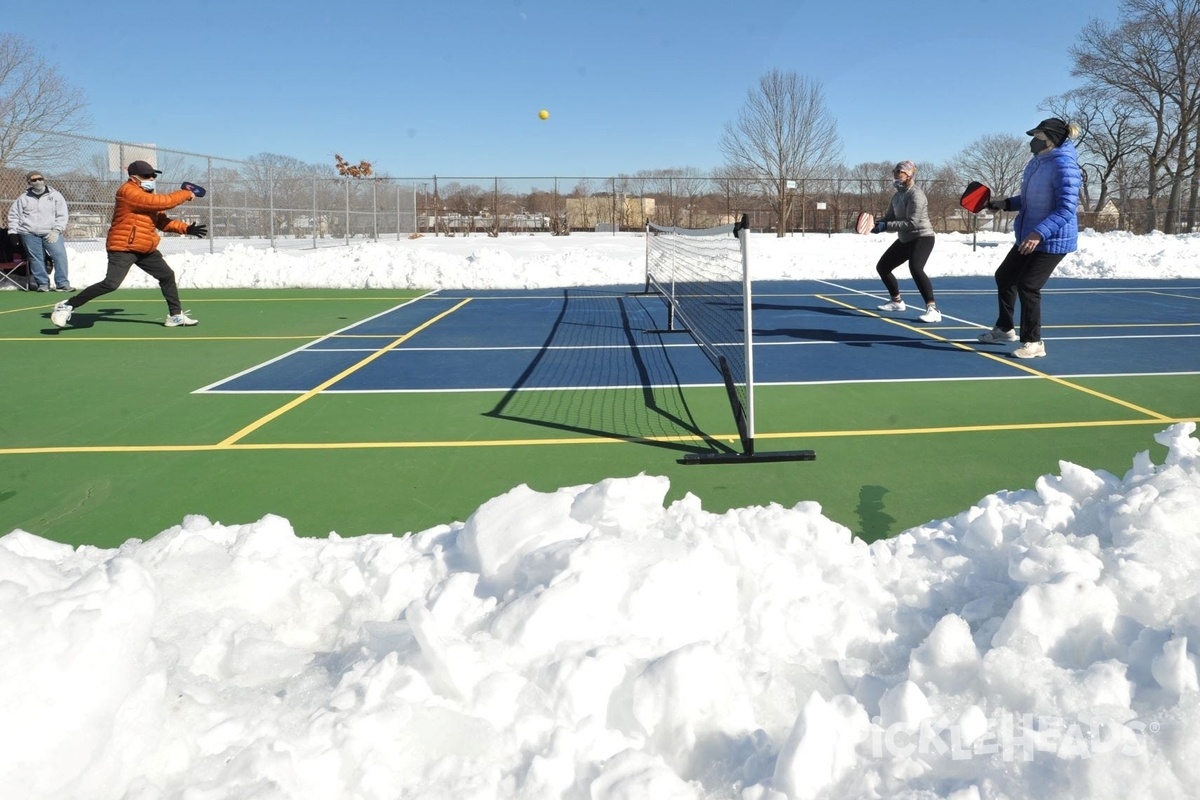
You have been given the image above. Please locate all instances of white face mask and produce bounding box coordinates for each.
[139,180,156,191]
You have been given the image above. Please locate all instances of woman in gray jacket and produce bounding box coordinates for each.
[872,161,940,322]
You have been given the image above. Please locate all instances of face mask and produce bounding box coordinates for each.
[1030,138,1049,154]
[894,179,907,190]
[139,180,156,191]
[28,180,46,194]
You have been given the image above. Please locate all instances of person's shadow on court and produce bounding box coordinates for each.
[40,308,158,333]
[857,485,896,540]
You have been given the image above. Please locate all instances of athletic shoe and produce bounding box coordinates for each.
[1013,341,1046,359]
[54,285,74,292]
[918,306,942,323]
[877,300,906,312]
[978,326,1018,343]
[50,302,73,328]
[36,285,49,292]
[165,311,199,327]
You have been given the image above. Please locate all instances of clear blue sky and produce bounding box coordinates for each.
[9,0,1123,177]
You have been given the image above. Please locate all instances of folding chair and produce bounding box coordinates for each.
[0,259,29,290]
[0,234,54,291]
[0,234,29,290]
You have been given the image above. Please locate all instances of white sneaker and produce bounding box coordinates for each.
[50,302,73,328]
[918,306,942,323]
[978,326,1018,343]
[1013,341,1046,358]
[877,300,906,312]
[165,311,199,327]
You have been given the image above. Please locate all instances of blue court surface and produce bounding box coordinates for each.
[198,278,1200,395]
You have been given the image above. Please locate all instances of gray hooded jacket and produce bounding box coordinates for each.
[8,185,69,236]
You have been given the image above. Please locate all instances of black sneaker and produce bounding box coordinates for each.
[54,286,74,292]
[35,285,49,292]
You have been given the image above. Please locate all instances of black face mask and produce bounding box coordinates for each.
[1030,138,1049,154]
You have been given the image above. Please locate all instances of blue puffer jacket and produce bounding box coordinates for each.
[1007,139,1081,254]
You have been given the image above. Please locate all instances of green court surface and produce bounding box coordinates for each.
[2,287,1197,549]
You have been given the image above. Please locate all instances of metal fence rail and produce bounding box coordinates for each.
[1,131,1144,260]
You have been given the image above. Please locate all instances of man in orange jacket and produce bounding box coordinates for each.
[50,160,207,328]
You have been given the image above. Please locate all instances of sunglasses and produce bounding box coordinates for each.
[28,177,44,183]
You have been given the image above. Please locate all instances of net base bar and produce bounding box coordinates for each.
[679,448,817,465]
[676,355,817,464]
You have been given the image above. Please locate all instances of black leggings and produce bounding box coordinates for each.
[992,246,1066,343]
[67,250,183,316]
[876,236,936,305]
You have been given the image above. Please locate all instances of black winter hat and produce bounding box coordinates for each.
[1026,118,1070,147]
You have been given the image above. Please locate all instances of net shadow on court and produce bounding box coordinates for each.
[484,288,737,456]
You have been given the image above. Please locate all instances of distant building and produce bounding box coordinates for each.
[65,211,107,240]
[565,196,655,230]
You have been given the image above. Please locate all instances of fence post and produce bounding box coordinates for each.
[267,160,275,251]
[611,177,617,235]
[344,178,350,245]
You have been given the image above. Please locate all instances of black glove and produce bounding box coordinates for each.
[872,220,887,234]
[186,223,208,238]
[986,198,1007,212]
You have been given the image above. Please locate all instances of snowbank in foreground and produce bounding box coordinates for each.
[2,423,1198,799]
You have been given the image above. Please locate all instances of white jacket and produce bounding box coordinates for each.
[7,186,69,236]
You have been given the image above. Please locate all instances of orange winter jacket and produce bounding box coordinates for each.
[106,178,196,253]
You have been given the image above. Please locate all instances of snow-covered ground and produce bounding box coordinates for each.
[3,229,1200,799]
[58,228,1200,290]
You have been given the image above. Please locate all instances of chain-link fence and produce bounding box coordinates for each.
[2,131,1143,261]
[2,131,419,257]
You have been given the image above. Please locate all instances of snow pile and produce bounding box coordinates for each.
[3,423,1199,799]
[58,229,1200,290]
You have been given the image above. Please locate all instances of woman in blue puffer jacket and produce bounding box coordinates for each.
[976,117,1082,359]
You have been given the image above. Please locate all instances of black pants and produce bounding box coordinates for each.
[66,250,183,316]
[992,246,1066,343]
[876,236,936,305]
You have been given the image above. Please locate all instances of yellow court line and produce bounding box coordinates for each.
[2,335,326,342]
[215,298,473,447]
[816,295,1174,422]
[0,303,60,316]
[2,333,454,342]
[3,416,1197,457]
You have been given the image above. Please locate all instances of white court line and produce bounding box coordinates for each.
[193,290,443,393]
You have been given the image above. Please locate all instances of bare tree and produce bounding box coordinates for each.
[1070,0,1200,232]
[0,34,90,172]
[924,163,965,232]
[615,173,652,229]
[709,165,760,226]
[635,168,708,227]
[241,153,319,238]
[954,134,1029,230]
[849,161,896,218]
[719,69,842,237]
[1048,87,1150,220]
